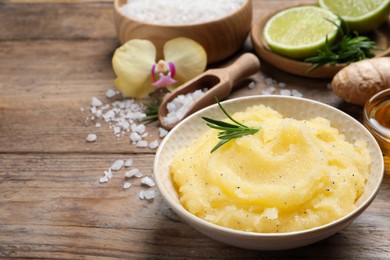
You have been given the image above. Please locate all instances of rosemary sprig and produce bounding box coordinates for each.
[202,101,260,153]
[142,102,160,124]
[304,18,380,71]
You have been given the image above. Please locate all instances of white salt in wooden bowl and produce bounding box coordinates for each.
[154,95,384,250]
[114,0,252,64]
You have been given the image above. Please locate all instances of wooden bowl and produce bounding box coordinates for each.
[250,3,390,78]
[114,0,252,64]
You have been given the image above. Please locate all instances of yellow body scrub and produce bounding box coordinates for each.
[171,105,371,233]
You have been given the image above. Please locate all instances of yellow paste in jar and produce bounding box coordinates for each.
[171,105,371,233]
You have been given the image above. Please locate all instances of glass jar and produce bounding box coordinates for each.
[363,88,390,173]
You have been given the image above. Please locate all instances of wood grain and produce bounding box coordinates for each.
[1,0,389,258]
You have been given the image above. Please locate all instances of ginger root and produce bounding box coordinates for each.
[331,57,390,106]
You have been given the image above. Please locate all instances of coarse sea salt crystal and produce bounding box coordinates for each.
[104,169,113,179]
[86,134,97,142]
[265,78,274,85]
[136,140,148,148]
[139,190,155,200]
[159,127,168,138]
[92,97,103,107]
[134,169,144,178]
[149,140,159,149]
[124,159,133,167]
[125,168,143,178]
[106,89,117,98]
[95,123,101,128]
[131,124,146,134]
[125,169,136,178]
[113,126,121,135]
[261,87,276,95]
[141,176,156,187]
[123,182,132,189]
[280,89,291,96]
[111,160,124,171]
[292,89,303,97]
[120,0,245,25]
[99,176,109,183]
[130,132,142,142]
[248,81,256,89]
[163,89,205,125]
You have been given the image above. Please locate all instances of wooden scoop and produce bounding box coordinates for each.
[158,53,260,130]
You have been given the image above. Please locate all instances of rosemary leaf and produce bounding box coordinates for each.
[202,101,260,153]
[305,19,381,72]
[142,101,160,124]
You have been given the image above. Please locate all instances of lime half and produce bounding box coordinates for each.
[263,6,340,60]
[319,0,390,33]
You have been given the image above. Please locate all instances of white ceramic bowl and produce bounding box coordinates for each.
[154,96,384,250]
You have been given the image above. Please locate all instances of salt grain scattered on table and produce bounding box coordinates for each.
[123,182,132,189]
[130,132,142,142]
[86,134,97,142]
[159,127,168,138]
[124,159,133,167]
[106,89,117,98]
[280,89,291,96]
[132,124,146,134]
[134,169,144,178]
[111,160,124,171]
[141,176,156,187]
[113,126,121,135]
[104,169,113,179]
[136,140,148,148]
[292,89,303,97]
[261,86,276,95]
[125,168,143,178]
[91,97,103,107]
[149,140,159,149]
[120,0,244,25]
[99,176,109,183]
[248,81,256,89]
[139,190,156,200]
[89,98,147,139]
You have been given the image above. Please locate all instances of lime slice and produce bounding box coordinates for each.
[319,0,390,33]
[263,6,340,60]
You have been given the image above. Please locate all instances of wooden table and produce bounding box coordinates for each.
[1,0,389,258]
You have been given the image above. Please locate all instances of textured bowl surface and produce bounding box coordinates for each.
[250,3,390,78]
[154,95,384,250]
[114,0,252,64]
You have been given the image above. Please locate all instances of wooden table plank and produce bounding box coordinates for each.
[0,154,389,258]
[0,38,358,153]
[0,0,389,258]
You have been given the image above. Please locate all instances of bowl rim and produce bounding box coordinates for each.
[114,0,252,28]
[154,95,385,238]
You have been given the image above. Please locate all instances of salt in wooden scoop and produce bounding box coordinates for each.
[158,53,260,130]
